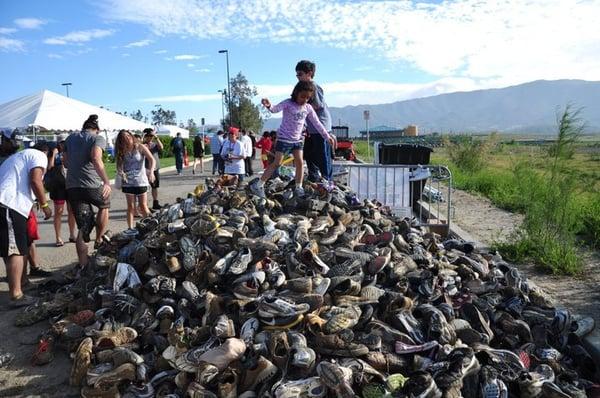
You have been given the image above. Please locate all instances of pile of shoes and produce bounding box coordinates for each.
[18,177,599,397]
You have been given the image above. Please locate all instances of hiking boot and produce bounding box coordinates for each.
[70,337,93,386]
[239,356,278,392]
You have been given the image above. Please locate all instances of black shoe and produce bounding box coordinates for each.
[152,201,161,210]
[29,267,52,277]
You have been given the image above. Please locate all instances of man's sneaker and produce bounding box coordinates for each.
[273,377,326,398]
[229,248,253,275]
[91,363,136,389]
[70,337,93,386]
[250,181,266,198]
[258,296,310,318]
[316,362,354,398]
[195,338,246,371]
[312,332,369,357]
[239,356,278,393]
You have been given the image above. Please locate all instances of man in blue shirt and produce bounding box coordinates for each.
[210,130,225,175]
[170,132,186,175]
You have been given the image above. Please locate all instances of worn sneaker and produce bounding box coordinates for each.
[239,356,278,393]
[258,296,310,318]
[316,361,354,398]
[250,180,266,198]
[274,377,326,398]
[70,337,93,386]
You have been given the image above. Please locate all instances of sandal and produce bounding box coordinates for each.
[55,240,64,247]
[69,237,77,243]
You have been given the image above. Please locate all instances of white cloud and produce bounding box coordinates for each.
[47,53,63,59]
[124,39,153,47]
[44,29,115,45]
[14,18,46,29]
[100,0,600,84]
[137,77,486,107]
[154,49,167,54]
[256,78,485,107]
[186,63,195,67]
[194,68,210,73]
[0,37,25,52]
[140,93,221,102]
[0,27,17,34]
[173,54,205,60]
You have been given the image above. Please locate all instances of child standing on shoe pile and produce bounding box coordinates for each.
[251,81,334,198]
[295,60,336,185]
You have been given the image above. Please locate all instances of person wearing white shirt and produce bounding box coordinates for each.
[0,132,52,308]
[220,127,245,186]
[240,129,253,177]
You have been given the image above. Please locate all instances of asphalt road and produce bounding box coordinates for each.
[0,157,227,396]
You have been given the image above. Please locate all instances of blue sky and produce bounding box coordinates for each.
[1,0,599,126]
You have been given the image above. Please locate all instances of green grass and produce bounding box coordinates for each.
[353,141,374,162]
[104,157,177,179]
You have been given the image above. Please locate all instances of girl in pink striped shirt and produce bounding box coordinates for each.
[250,81,334,198]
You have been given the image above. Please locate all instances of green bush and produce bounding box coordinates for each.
[445,134,497,173]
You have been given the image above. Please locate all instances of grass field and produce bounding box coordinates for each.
[353,134,600,274]
[104,156,177,179]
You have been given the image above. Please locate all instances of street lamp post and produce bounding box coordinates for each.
[218,50,232,126]
[61,82,72,97]
[217,89,226,124]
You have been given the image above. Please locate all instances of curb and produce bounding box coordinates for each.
[108,156,214,185]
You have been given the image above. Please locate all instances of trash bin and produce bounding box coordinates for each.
[378,144,432,165]
[378,144,433,209]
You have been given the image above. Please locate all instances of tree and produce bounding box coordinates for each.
[186,119,199,135]
[151,107,177,125]
[224,72,263,132]
[130,110,144,121]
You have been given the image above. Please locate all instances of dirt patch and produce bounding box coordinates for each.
[448,187,600,326]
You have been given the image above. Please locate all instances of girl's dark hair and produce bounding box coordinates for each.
[82,114,99,130]
[194,135,202,142]
[291,81,315,102]
[262,131,270,137]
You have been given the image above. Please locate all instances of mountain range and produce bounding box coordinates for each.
[263,80,600,135]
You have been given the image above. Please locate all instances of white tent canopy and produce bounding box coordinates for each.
[156,124,190,139]
[0,89,152,132]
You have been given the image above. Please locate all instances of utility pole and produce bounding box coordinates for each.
[364,110,371,161]
[218,50,232,126]
[61,82,72,97]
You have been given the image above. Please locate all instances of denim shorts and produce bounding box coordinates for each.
[275,140,303,154]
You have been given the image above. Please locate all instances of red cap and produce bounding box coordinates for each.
[228,127,240,134]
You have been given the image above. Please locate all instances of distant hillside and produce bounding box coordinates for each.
[264,80,600,134]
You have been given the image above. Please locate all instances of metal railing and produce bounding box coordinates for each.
[333,163,452,230]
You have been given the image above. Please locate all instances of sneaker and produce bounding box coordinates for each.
[239,356,278,393]
[91,363,136,389]
[94,327,138,349]
[194,338,246,371]
[294,186,305,197]
[70,337,93,386]
[212,314,236,338]
[29,266,52,277]
[316,362,354,397]
[250,180,266,198]
[152,200,161,210]
[274,377,326,398]
[258,296,310,318]
[229,247,253,275]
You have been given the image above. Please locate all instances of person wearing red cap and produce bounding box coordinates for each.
[220,127,245,186]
